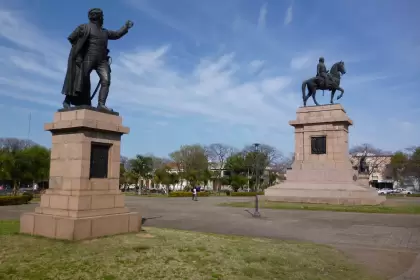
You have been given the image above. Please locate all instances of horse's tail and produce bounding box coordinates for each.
[301,80,307,100]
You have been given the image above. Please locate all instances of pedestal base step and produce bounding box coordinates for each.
[20,211,141,240]
[264,183,386,205]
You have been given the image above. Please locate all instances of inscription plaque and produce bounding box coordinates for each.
[90,143,110,178]
[311,136,326,154]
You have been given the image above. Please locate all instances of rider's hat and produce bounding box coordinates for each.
[319,57,324,62]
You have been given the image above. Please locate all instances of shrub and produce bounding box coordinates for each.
[169,191,211,197]
[22,192,34,201]
[230,192,264,197]
[0,195,32,206]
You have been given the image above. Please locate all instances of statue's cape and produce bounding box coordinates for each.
[61,24,92,102]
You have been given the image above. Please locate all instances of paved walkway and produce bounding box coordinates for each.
[1,196,420,279]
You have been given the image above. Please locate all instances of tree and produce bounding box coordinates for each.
[19,145,50,183]
[242,144,282,191]
[390,151,409,182]
[243,144,283,166]
[0,142,50,195]
[0,138,37,153]
[129,155,154,189]
[349,143,391,177]
[272,153,294,173]
[205,143,236,191]
[1,139,42,187]
[230,174,248,192]
[225,152,248,173]
[170,144,209,188]
[405,147,420,186]
[224,152,249,191]
[154,166,179,195]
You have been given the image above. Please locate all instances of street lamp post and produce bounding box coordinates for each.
[253,143,260,191]
[250,143,261,218]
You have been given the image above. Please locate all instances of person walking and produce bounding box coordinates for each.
[192,187,198,201]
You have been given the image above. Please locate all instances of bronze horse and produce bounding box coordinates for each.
[301,61,346,106]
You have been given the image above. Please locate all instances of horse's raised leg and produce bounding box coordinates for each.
[336,87,345,100]
[312,91,320,106]
[330,89,336,104]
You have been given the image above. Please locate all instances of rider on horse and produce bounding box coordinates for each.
[316,57,330,89]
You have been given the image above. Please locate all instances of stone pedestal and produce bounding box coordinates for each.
[356,174,370,188]
[20,108,141,240]
[264,104,385,205]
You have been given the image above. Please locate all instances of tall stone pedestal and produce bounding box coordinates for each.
[264,104,385,205]
[20,107,141,240]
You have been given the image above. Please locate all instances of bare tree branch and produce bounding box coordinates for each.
[205,143,236,169]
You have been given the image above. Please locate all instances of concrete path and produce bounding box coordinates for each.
[1,196,420,279]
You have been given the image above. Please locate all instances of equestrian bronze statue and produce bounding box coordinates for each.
[301,58,346,107]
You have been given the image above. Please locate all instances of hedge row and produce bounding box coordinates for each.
[0,194,33,206]
[230,192,264,196]
[169,191,211,197]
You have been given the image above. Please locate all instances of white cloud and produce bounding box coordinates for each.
[249,60,265,74]
[284,3,293,25]
[258,3,268,29]
[0,7,298,131]
[290,55,310,70]
[261,77,292,93]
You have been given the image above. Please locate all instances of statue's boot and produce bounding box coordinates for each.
[97,89,113,112]
[62,96,71,109]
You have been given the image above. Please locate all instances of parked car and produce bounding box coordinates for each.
[0,186,13,195]
[401,189,413,195]
[377,188,395,195]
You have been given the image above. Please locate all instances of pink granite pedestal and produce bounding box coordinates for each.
[264,104,385,205]
[20,108,141,240]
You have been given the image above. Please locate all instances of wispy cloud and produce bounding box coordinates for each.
[284,2,293,26]
[0,7,296,131]
[257,3,268,29]
[290,55,310,70]
[1,1,419,153]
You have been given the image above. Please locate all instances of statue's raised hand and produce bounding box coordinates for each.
[125,20,134,29]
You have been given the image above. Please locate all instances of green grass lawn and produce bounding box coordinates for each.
[0,220,381,280]
[219,201,420,214]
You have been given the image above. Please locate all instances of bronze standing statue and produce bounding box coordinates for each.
[61,8,134,112]
[301,57,346,107]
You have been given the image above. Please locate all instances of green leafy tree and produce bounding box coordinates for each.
[170,144,209,188]
[390,151,409,182]
[390,147,420,189]
[129,155,154,189]
[224,152,249,191]
[230,174,248,192]
[20,145,50,183]
[154,166,179,195]
[406,147,420,185]
[0,140,50,195]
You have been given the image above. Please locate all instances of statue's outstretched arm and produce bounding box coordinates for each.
[107,21,133,40]
[107,25,129,40]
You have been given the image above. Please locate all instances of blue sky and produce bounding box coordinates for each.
[0,0,419,158]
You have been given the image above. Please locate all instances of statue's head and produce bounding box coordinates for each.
[88,8,104,26]
[338,60,346,74]
[319,57,324,63]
